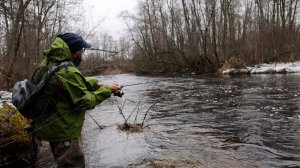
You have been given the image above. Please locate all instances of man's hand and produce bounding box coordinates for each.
[96,82,103,88]
[97,82,123,95]
[108,83,122,93]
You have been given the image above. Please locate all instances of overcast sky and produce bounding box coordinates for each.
[83,0,138,39]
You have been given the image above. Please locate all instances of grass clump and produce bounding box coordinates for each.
[117,123,145,133]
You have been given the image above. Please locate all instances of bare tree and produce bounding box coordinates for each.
[122,0,300,74]
[0,0,83,88]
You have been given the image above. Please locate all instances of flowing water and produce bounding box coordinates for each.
[40,73,300,167]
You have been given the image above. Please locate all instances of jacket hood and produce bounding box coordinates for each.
[41,37,72,66]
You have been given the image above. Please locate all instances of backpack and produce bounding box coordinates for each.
[12,61,74,120]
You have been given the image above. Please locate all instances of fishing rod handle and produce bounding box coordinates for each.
[114,91,124,97]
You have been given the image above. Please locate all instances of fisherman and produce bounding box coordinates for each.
[32,32,122,168]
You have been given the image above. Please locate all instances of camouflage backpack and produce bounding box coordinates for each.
[12,61,74,120]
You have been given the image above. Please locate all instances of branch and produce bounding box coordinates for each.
[142,103,157,125]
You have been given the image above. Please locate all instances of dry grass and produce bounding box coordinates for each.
[101,66,123,75]
[133,158,203,168]
[117,123,145,133]
[218,57,247,73]
[101,62,135,75]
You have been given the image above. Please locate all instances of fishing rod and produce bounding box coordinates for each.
[114,81,158,97]
[88,48,118,54]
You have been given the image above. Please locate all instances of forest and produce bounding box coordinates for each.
[1,0,300,89]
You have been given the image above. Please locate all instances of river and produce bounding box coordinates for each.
[39,73,300,168]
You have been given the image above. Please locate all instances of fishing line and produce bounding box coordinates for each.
[121,72,218,88]
[122,81,157,87]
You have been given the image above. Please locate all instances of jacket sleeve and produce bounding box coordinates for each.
[85,77,100,91]
[58,68,111,109]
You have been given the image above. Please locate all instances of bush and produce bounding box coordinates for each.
[0,103,32,167]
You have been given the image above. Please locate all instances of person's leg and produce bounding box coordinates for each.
[30,135,41,168]
[50,136,85,168]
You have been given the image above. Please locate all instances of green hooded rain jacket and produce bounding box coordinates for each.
[33,37,111,142]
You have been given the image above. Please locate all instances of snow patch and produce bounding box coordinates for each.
[0,91,12,108]
[223,61,300,74]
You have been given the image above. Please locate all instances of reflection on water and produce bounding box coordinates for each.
[82,74,300,168]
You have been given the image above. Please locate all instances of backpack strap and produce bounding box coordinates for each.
[34,61,74,96]
[48,61,74,75]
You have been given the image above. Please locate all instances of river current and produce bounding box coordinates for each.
[40,73,300,168]
[34,74,300,168]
